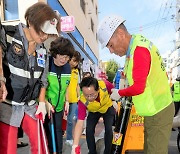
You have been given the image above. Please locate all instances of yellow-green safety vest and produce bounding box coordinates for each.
[173,81,180,102]
[125,34,172,116]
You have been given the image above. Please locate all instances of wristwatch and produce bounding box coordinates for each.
[0,76,6,83]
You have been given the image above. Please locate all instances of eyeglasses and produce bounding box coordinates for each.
[57,55,70,60]
[84,93,98,100]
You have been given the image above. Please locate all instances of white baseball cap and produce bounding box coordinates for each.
[41,18,59,36]
[97,15,125,48]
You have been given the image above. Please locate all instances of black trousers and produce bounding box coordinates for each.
[18,126,23,138]
[86,106,115,154]
[174,101,180,116]
[44,111,63,154]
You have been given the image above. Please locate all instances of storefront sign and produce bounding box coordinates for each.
[61,16,75,32]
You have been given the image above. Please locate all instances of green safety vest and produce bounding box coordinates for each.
[173,81,180,102]
[125,34,172,116]
[46,58,71,112]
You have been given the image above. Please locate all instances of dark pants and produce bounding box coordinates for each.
[174,101,180,116]
[86,106,115,154]
[44,111,63,154]
[18,126,23,138]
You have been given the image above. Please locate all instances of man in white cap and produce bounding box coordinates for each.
[97,14,174,154]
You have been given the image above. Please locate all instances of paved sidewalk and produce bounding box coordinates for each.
[17,119,104,154]
[17,119,179,154]
[17,133,89,154]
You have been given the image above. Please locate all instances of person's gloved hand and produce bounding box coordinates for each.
[110,89,121,101]
[35,102,47,122]
[112,101,118,112]
[71,145,81,154]
[45,100,54,118]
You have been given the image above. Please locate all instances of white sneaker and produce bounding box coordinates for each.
[82,129,86,135]
[65,140,73,146]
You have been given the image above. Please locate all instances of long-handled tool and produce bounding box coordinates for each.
[37,119,41,154]
[50,111,56,153]
[48,98,57,153]
[111,97,132,154]
[40,119,49,154]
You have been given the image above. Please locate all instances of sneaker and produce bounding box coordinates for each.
[17,141,28,148]
[65,140,73,146]
[82,129,86,135]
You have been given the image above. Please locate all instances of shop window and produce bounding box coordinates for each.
[4,0,19,20]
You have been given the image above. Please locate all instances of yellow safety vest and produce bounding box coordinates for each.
[125,34,172,116]
[67,68,79,103]
[80,80,112,113]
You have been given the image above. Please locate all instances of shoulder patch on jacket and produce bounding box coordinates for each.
[13,43,23,55]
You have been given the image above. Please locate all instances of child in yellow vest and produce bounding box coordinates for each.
[65,51,81,145]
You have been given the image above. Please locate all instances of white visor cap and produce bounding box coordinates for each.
[97,15,125,49]
[41,18,59,36]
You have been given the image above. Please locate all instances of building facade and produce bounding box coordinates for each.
[162,0,180,85]
[0,0,99,73]
[163,50,180,85]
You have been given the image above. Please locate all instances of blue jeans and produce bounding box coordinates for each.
[66,103,78,140]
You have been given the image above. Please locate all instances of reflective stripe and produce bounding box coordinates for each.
[12,38,23,46]
[49,72,56,76]
[9,64,30,78]
[11,101,25,105]
[49,72,71,77]
[28,100,36,106]
[11,100,36,106]
[9,64,42,79]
